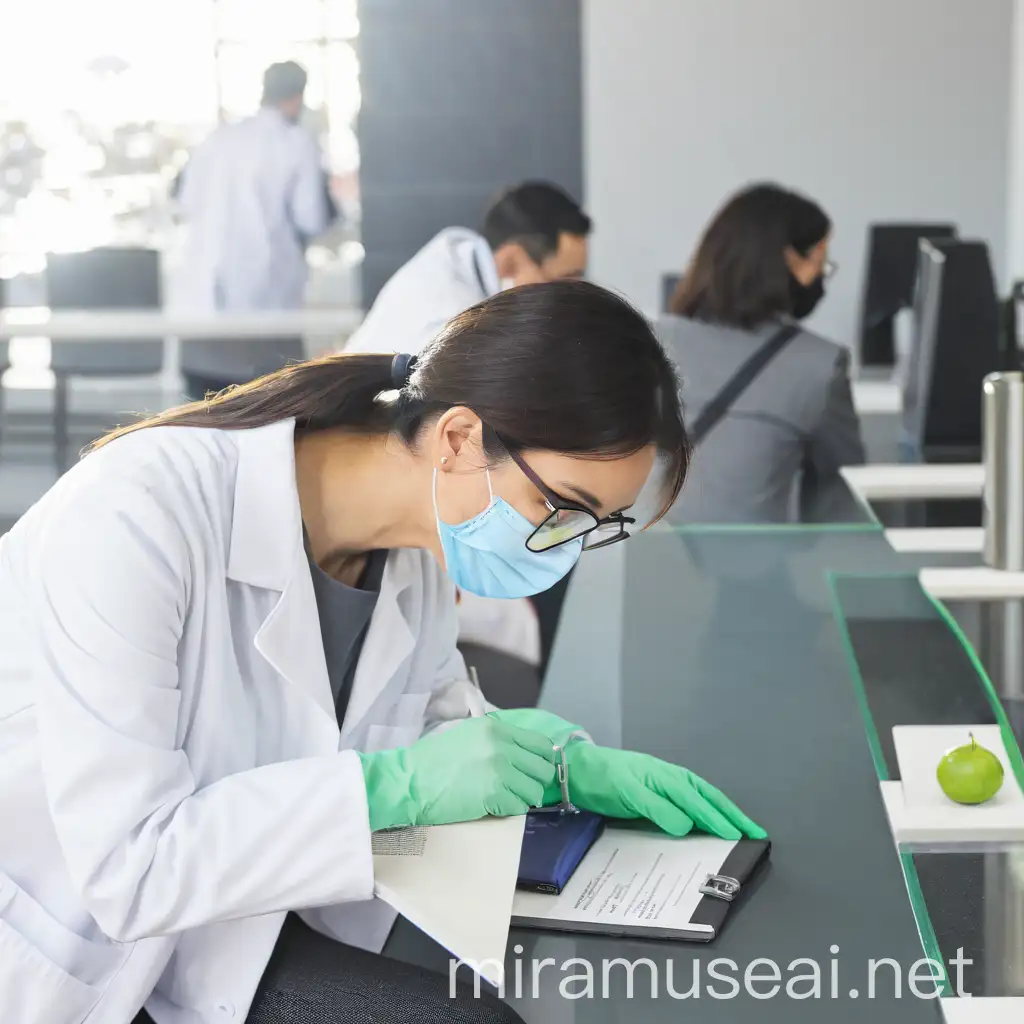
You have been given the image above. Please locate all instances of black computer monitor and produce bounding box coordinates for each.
[858,223,958,367]
[903,238,1000,458]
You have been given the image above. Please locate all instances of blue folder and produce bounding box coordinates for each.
[516,811,605,894]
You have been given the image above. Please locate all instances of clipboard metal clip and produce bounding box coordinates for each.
[699,873,742,902]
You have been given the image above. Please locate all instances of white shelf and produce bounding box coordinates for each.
[885,527,984,554]
[851,378,902,415]
[881,725,1024,845]
[942,998,1024,1023]
[920,566,1024,601]
[0,308,363,341]
[841,463,984,501]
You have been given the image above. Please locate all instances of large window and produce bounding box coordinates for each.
[0,0,360,282]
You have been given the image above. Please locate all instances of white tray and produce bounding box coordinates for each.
[941,997,1024,1023]
[880,725,1024,844]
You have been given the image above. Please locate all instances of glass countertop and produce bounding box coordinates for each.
[387,524,1024,1021]
[832,572,1024,1001]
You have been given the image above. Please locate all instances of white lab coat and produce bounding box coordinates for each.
[345,228,541,667]
[173,109,336,382]
[345,227,500,357]
[0,419,484,1024]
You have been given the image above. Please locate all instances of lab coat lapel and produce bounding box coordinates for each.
[227,420,335,725]
[341,555,415,737]
[253,544,335,723]
[454,230,500,299]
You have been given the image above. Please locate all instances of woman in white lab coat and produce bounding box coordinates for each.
[0,281,763,1024]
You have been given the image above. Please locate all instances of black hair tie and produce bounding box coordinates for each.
[390,353,418,389]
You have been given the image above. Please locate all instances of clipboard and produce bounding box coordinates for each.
[512,825,771,942]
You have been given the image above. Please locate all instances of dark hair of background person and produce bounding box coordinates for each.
[481,182,593,265]
[88,281,688,521]
[262,61,308,105]
[670,183,832,330]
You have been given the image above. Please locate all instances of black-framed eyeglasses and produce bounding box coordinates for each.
[492,431,636,553]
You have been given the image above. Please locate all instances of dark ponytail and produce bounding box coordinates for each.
[88,281,690,518]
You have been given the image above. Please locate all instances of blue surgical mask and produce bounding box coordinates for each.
[433,468,583,599]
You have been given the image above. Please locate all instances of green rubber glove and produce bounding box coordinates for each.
[560,744,767,840]
[486,708,584,748]
[490,709,767,841]
[358,716,559,831]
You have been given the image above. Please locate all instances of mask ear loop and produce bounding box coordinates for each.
[432,467,446,547]
[433,460,496,544]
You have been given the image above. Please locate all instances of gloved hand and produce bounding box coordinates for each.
[488,709,766,841]
[486,708,584,749]
[557,744,767,841]
[358,716,559,831]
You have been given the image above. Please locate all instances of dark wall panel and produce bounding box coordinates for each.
[357,0,583,304]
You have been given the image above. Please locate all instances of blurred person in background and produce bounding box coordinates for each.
[662,183,864,524]
[173,61,339,400]
[344,182,592,700]
[345,181,591,358]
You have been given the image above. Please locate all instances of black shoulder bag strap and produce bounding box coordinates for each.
[689,324,800,445]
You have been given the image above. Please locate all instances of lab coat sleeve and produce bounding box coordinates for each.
[31,479,374,942]
[175,142,209,218]
[289,134,336,242]
[422,578,497,731]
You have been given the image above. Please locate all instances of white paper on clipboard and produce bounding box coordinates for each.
[371,815,525,988]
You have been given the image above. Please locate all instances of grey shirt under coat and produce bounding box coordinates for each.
[659,315,866,524]
[307,547,389,728]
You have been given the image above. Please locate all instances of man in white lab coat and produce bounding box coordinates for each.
[174,61,338,399]
[345,182,592,691]
[345,181,591,359]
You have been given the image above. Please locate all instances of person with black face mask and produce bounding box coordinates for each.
[659,182,865,523]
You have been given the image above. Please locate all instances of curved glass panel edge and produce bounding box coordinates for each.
[924,592,1024,798]
[648,520,883,536]
[829,571,1024,789]
[828,572,971,1001]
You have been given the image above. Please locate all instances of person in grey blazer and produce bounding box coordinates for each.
[661,183,865,524]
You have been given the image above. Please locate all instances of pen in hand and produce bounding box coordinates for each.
[468,665,484,718]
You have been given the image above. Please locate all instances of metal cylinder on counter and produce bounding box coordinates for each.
[981,371,1024,700]
[983,371,1024,571]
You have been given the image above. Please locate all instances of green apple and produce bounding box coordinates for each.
[936,733,1004,805]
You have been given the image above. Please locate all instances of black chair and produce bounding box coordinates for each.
[46,248,164,471]
[857,223,957,368]
[457,641,541,710]
[530,569,575,681]
[456,573,576,709]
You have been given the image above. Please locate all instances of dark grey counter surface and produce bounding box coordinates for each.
[388,526,946,1020]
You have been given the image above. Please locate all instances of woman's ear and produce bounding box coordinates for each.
[783,245,816,286]
[493,242,526,281]
[433,407,485,467]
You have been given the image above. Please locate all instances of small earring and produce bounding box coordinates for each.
[440,456,449,465]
